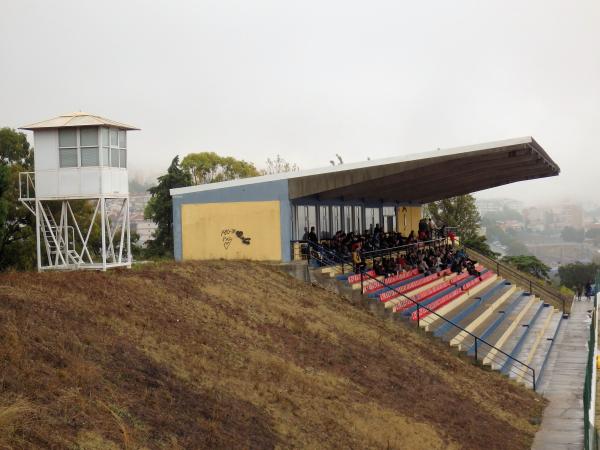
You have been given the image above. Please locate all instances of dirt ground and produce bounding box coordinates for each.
[0,260,545,449]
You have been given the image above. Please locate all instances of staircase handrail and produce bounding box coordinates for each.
[310,249,537,390]
[18,171,35,201]
[464,246,571,314]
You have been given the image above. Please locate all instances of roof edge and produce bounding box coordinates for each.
[170,136,539,197]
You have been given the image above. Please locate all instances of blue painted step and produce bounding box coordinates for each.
[433,280,508,338]
[465,290,525,356]
[500,301,549,374]
[535,313,565,387]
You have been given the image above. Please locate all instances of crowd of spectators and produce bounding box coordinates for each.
[301,217,472,277]
[302,218,455,258]
[356,244,479,277]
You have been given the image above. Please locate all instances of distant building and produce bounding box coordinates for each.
[496,220,524,232]
[129,193,157,246]
[476,198,524,215]
[132,220,158,246]
[522,204,583,231]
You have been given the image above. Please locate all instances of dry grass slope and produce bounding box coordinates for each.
[0,261,544,449]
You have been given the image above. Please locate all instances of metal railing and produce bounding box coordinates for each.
[464,246,572,314]
[583,272,600,450]
[19,171,35,200]
[307,242,538,390]
[360,237,448,264]
[291,236,451,268]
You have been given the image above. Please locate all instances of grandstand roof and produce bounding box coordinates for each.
[170,136,560,203]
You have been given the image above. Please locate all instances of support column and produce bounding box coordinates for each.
[100,197,107,271]
[35,200,41,272]
[126,197,132,268]
[62,201,68,265]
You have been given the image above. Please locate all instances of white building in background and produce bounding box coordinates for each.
[476,198,524,215]
[522,204,584,232]
[132,220,158,246]
[19,112,139,271]
[129,193,158,246]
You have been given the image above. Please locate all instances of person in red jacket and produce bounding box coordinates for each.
[448,230,456,247]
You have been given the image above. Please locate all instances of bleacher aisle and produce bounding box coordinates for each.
[532,300,593,449]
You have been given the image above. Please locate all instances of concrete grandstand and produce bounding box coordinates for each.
[169,136,559,263]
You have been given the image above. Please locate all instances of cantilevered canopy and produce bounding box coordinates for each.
[170,137,560,204]
[21,112,139,131]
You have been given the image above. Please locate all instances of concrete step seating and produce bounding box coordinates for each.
[331,262,564,389]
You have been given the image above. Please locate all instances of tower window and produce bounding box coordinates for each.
[59,128,78,167]
[57,127,127,168]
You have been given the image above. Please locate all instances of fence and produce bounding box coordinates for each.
[584,272,600,450]
[291,236,451,267]
[464,246,572,315]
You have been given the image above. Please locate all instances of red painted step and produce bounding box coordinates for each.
[347,271,376,284]
[379,268,451,303]
[363,269,419,293]
[410,270,495,321]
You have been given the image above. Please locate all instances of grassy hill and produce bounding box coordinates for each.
[0,261,544,449]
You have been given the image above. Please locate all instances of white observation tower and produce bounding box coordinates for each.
[19,112,139,271]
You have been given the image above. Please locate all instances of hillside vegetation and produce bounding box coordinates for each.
[0,261,544,449]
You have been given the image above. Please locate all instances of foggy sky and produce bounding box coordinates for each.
[1,0,599,206]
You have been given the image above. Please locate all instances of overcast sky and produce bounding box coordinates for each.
[1,0,598,205]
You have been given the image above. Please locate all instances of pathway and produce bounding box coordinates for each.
[532,299,593,449]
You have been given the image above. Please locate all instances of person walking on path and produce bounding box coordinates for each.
[584,281,593,300]
[576,285,583,301]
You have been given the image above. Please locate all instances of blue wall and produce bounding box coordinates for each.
[172,180,292,261]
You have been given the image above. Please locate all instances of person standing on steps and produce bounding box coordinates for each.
[352,243,366,274]
[306,226,318,243]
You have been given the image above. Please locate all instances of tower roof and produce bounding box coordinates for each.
[20,112,139,131]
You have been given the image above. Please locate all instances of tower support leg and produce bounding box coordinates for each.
[35,200,41,272]
[101,197,107,271]
[126,198,132,268]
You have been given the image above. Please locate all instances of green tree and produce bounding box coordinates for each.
[181,152,260,185]
[561,226,585,243]
[462,234,499,259]
[558,262,600,289]
[0,127,33,167]
[506,240,530,257]
[501,255,550,280]
[426,194,481,240]
[0,128,35,271]
[144,156,192,257]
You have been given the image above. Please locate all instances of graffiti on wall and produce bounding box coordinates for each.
[221,229,252,249]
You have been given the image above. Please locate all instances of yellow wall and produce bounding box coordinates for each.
[181,201,282,261]
[397,206,422,236]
